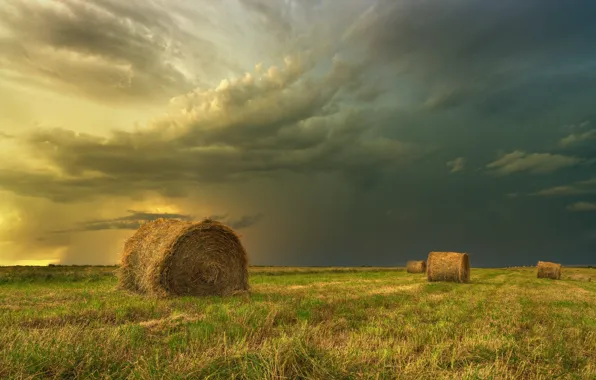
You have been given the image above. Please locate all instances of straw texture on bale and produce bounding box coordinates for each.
[406,260,426,274]
[426,251,470,283]
[537,261,561,280]
[118,218,249,297]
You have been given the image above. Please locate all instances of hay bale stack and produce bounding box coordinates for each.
[537,261,561,280]
[406,260,426,274]
[426,251,470,283]
[118,218,249,297]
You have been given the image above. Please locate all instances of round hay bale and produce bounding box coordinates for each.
[406,260,426,274]
[536,261,561,280]
[118,218,249,297]
[426,251,470,283]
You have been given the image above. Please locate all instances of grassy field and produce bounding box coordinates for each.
[1,266,595,379]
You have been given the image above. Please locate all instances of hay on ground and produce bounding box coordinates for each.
[426,251,470,283]
[537,261,561,280]
[406,260,426,274]
[118,218,249,297]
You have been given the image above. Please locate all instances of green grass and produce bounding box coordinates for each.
[1,266,595,379]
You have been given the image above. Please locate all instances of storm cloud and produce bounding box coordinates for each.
[0,0,595,266]
[0,0,221,103]
[0,54,420,203]
[51,210,195,233]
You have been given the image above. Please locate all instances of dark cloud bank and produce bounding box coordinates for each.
[1,0,596,266]
[52,210,263,234]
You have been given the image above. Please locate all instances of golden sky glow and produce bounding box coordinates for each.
[0,0,595,267]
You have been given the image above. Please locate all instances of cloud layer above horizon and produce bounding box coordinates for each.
[1,0,595,266]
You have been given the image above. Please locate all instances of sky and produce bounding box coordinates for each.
[0,0,595,267]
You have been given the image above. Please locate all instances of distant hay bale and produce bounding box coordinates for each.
[118,218,249,297]
[426,251,470,283]
[537,261,561,280]
[406,260,426,274]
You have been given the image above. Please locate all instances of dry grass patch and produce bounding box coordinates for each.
[2,266,596,379]
[367,284,423,295]
[0,305,22,311]
[426,293,450,302]
[139,313,203,332]
[565,274,593,282]
[255,279,387,297]
[526,281,594,303]
[286,285,308,290]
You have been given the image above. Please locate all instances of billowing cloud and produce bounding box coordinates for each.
[560,129,596,147]
[567,202,596,212]
[486,150,582,175]
[533,186,587,197]
[532,177,596,197]
[446,157,465,173]
[0,54,420,203]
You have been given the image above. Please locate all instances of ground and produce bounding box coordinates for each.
[0,266,595,379]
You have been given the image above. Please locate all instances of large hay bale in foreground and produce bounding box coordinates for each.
[537,261,561,280]
[406,260,426,274]
[118,218,249,297]
[426,251,470,283]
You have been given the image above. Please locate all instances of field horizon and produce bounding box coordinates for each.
[2,264,595,269]
[1,266,595,379]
